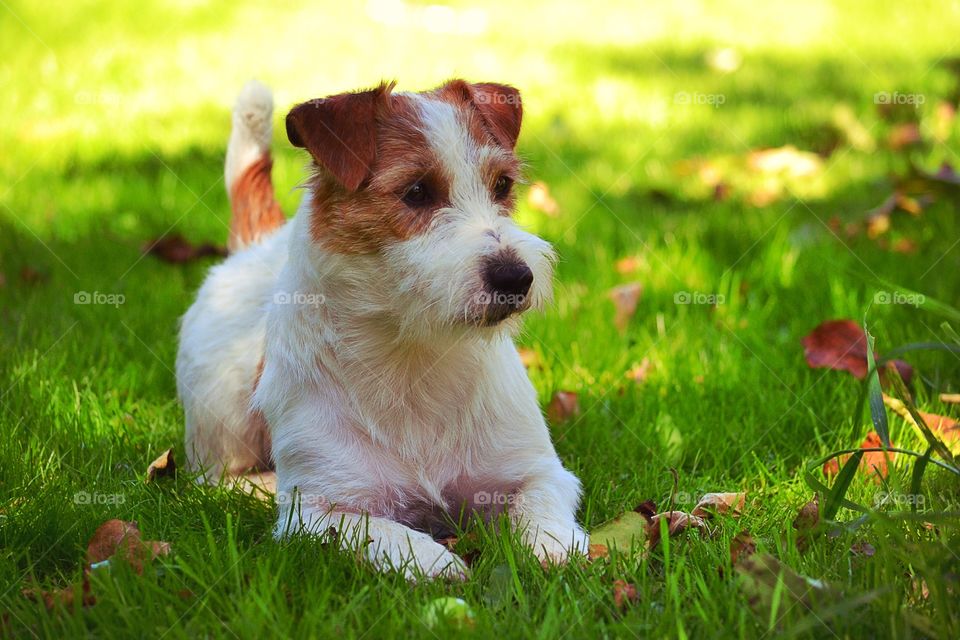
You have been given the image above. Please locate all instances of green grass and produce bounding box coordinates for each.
[3,0,960,637]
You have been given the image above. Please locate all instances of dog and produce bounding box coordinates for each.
[176,79,588,579]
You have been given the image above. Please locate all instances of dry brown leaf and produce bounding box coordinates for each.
[691,492,746,518]
[527,181,560,216]
[588,543,610,560]
[851,540,876,557]
[646,511,709,548]
[730,531,757,565]
[546,391,579,424]
[633,499,657,522]
[883,394,960,446]
[822,432,894,480]
[143,234,227,264]
[793,495,820,538]
[801,319,912,385]
[939,393,960,405]
[612,579,639,609]
[22,580,94,611]
[891,238,918,254]
[609,282,642,331]
[86,519,170,574]
[145,448,176,483]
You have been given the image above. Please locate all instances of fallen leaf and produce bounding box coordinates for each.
[802,319,870,378]
[730,531,757,565]
[883,394,960,448]
[633,499,657,522]
[612,579,639,609]
[546,391,579,424]
[86,519,170,574]
[894,191,925,216]
[940,393,960,405]
[143,234,227,264]
[888,122,922,150]
[865,195,896,238]
[891,238,918,254]
[22,580,94,611]
[646,511,709,548]
[822,431,894,480]
[851,540,876,557]
[145,448,176,483]
[590,511,649,558]
[691,492,746,518]
[625,358,653,385]
[737,553,834,620]
[792,496,820,534]
[609,282,642,331]
[801,320,912,385]
[527,181,560,216]
[747,146,822,178]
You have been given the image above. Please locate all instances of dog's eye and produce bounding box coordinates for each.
[402,181,432,208]
[493,175,513,201]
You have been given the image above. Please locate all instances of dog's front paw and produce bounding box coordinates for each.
[367,531,468,581]
[526,526,589,566]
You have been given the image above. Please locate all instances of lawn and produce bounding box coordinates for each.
[2,0,960,637]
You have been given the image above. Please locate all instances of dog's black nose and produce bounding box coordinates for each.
[484,261,534,298]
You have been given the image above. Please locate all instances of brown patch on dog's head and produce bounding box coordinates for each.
[287,80,524,254]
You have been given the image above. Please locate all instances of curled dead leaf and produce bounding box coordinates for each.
[145,448,176,483]
[822,431,894,481]
[143,234,227,264]
[691,492,746,518]
[609,282,642,331]
[87,519,170,574]
[546,391,579,424]
[612,579,639,609]
[646,511,709,548]
[801,319,912,385]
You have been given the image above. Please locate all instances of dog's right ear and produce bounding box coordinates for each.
[285,83,393,191]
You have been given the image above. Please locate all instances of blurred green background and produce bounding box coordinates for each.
[2,1,960,637]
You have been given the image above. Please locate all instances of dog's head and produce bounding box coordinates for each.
[285,80,554,336]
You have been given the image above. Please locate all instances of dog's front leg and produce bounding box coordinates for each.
[510,464,589,565]
[277,507,468,581]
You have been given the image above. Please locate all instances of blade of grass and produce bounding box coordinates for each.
[909,446,933,513]
[863,323,889,448]
[822,450,864,521]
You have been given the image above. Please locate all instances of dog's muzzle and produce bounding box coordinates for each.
[478,252,533,325]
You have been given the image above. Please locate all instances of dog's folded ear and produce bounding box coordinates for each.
[285,83,394,191]
[441,80,523,150]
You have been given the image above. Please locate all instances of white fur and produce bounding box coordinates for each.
[224,79,274,196]
[177,88,587,579]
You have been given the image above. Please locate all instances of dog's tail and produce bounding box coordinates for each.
[224,80,286,253]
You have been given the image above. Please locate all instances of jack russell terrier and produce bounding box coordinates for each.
[176,79,588,579]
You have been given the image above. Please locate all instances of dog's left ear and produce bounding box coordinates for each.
[442,80,523,150]
[285,83,394,191]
